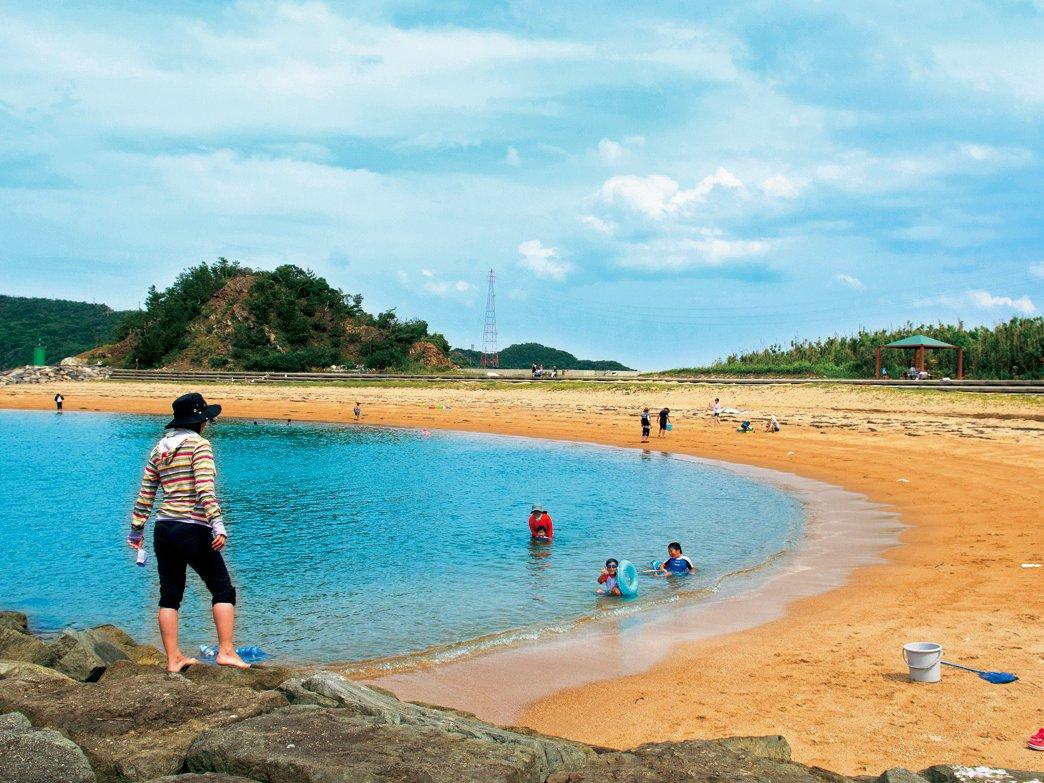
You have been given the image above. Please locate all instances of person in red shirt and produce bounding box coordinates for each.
[528,505,554,540]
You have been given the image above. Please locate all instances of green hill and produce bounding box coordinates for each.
[450,342,632,371]
[86,259,453,372]
[665,318,1043,380]
[0,295,132,370]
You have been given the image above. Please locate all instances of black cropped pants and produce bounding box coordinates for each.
[154,520,236,609]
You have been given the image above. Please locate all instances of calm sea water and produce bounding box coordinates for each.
[0,410,803,663]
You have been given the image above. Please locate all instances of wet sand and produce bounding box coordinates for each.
[1,379,1041,774]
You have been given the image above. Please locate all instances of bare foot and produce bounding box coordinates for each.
[215,651,251,669]
[165,655,200,673]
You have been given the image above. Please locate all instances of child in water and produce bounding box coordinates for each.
[656,542,695,574]
[529,505,554,540]
[596,559,622,596]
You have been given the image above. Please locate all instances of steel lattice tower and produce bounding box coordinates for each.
[480,268,499,368]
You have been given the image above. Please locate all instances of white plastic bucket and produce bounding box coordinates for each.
[902,642,942,683]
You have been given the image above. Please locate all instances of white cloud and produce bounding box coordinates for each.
[505,147,521,166]
[598,167,744,219]
[421,268,435,277]
[424,280,473,296]
[916,290,1036,315]
[966,290,1035,314]
[1030,263,1044,279]
[760,174,802,199]
[616,235,771,270]
[578,214,617,236]
[518,239,571,280]
[597,138,624,164]
[396,270,409,284]
[835,273,864,290]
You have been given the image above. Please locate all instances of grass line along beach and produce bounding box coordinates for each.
[1,378,1040,776]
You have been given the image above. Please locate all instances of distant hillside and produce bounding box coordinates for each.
[450,342,633,371]
[0,295,133,370]
[85,259,453,372]
[665,318,1043,379]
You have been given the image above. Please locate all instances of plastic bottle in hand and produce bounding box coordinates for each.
[136,547,148,567]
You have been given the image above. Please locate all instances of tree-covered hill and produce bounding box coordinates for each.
[665,318,1043,379]
[86,259,453,372]
[0,295,133,370]
[450,342,633,371]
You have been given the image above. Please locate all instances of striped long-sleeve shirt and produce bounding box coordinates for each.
[131,430,226,536]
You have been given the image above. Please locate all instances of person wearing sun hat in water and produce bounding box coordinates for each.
[128,392,249,673]
[528,504,554,540]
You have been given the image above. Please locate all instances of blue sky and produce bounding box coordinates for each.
[1,1,1041,369]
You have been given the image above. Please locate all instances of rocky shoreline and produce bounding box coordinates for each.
[0,364,112,386]
[0,611,1039,783]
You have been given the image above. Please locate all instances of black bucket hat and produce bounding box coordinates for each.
[166,392,222,429]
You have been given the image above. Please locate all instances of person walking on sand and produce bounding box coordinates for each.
[709,398,722,425]
[54,392,63,413]
[640,408,651,443]
[128,392,249,672]
[657,407,670,438]
[353,402,362,421]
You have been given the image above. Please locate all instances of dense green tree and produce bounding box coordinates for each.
[0,295,133,369]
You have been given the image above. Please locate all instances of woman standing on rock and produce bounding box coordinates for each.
[127,392,249,672]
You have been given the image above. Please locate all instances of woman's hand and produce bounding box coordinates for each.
[212,534,227,551]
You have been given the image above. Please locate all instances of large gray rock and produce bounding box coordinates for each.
[553,738,854,783]
[718,734,793,762]
[0,711,96,783]
[0,610,29,633]
[186,704,553,783]
[146,775,260,783]
[88,625,166,665]
[877,768,930,783]
[45,629,131,681]
[0,670,287,782]
[0,625,49,664]
[921,765,1044,783]
[0,659,78,685]
[279,670,593,775]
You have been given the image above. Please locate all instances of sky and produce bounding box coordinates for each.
[0,1,1041,370]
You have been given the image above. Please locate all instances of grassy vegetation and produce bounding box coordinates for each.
[666,318,1043,380]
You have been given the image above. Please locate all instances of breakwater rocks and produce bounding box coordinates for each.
[1,613,1039,783]
[0,364,112,386]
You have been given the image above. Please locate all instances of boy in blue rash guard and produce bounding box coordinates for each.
[657,542,695,574]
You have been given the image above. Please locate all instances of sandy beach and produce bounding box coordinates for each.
[1,378,1041,775]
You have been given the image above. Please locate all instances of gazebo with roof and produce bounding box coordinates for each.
[876,334,963,379]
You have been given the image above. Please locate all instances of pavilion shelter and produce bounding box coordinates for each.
[876,334,963,379]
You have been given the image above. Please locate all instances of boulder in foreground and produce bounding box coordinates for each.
[0,670,287,782]
[0,710,96,783]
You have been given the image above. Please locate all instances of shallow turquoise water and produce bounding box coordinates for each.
[0,410,803,663]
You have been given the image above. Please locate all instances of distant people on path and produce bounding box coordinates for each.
[596,558,622,596]
[529,505,554,540]
[128,392,249,673]
[880,367,889,379]
[765,414,781,432]
[531,363,538,376]
[353,402,362,421]
[54,393,63,413]
[710,398,722,424]
[658,407,671,437]
[640,408,651,442]
[907,365,918,380]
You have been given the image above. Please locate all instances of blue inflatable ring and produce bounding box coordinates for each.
[617,559,639,597]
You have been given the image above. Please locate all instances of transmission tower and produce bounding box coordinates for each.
[480,268,499,368]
